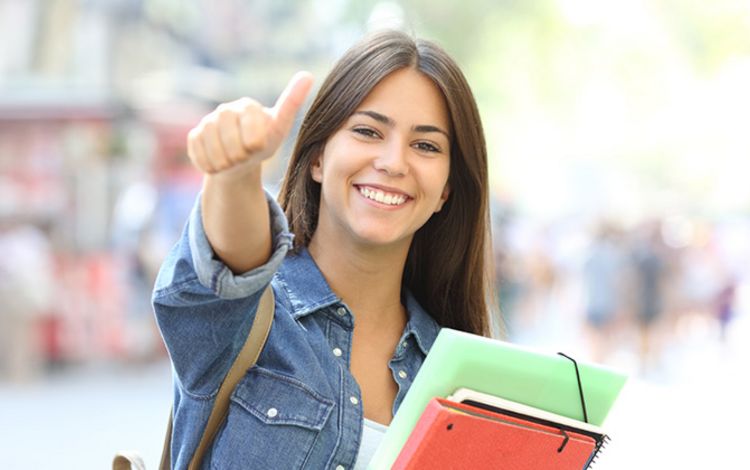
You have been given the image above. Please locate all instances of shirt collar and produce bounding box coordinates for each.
[277,247,441,355]
[402,290,441,355]
[276,247,340,318]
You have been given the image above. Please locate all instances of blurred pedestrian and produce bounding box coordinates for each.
[630,223,667,373]
[0,215,54,383]
[715,279,736,343]
[582,223,627,363]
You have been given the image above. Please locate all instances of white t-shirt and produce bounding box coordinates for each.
[353,418,388,470]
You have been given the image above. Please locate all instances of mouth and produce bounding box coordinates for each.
[355,185,411,207]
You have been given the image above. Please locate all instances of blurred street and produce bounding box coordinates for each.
[0,360,171,469]
[597,312,750,469]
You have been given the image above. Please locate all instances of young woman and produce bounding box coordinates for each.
[154,29,494,469]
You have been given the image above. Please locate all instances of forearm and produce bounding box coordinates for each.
[201,164,271,274]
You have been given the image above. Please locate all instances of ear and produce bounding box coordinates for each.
[310,152,323,183]
[434,183,451,213]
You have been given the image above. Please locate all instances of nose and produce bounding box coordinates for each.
[373,140,409,176]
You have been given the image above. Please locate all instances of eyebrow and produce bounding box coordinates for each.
[352,110,450,140]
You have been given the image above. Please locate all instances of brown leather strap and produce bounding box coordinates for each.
[158,410,172,470]
[157,285,275,470]
[187,285,275,469]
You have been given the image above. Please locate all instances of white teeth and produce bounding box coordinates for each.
[358,187,407,206]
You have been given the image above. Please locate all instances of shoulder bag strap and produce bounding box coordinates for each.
[158,285,276,470]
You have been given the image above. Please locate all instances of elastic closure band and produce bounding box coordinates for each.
[557,352,589,424]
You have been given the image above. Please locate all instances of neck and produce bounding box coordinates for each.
[307,235,410,328]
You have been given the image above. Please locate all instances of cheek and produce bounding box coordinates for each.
[323,149,363,183]
[428,164,451,209]
[429,161,451,194]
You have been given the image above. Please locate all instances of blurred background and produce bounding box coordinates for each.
[1,0,748,468]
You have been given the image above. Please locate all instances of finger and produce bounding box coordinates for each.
[270,71,314,137]
[202,122,229,173]
[187,128,210,173]
[239,104,268,153]
[216,107,245,164]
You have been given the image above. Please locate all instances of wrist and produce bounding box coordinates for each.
[204,160,263,190]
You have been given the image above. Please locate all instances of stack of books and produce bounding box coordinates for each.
[368,329,627,470]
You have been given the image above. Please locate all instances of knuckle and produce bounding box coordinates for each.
[227,146,245,162]
[187,141,202,162]
[189,123,207,139]
[206,158,220,172]
[187,130,198,146]
[215,102,231,113]
[211,160,226,172]
[243,104,264,119]
[202,120,217,134]
[244,135,266,153]
[217,106,236,120]
[239,97,260,109]
[232,152,249,164]
[257,133,269,149]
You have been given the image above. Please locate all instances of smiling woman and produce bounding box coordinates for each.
[309,68,451,253]
[281,32,493,336]
[152,29,496,469]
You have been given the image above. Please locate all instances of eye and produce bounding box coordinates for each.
[413,141,441,153]
[351,127,380,139]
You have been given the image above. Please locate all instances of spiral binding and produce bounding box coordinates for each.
[584,434,611,469]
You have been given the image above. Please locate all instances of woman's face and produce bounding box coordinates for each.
[311,67,451,251]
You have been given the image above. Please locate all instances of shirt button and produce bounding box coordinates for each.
[398,370,408,379]
[402,341,408,348]
[337,307,347,316]
[336,466,346,470]
[350,396,359,405]
[332,347,343,357]
[267,407,278,418]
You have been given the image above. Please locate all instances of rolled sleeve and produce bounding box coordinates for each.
[188,190,293,299]
[152,190,293,396]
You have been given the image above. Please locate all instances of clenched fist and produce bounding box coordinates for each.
[187,71,314,176]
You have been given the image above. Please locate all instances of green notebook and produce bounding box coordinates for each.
[368,328,628,470]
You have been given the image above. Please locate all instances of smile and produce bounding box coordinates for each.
[356,185,409,206]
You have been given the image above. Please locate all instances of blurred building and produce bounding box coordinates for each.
[0,0,354,367]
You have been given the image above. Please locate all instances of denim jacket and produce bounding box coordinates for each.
[153,192,441,470]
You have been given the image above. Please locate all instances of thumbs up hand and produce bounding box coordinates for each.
[187,71,314,178]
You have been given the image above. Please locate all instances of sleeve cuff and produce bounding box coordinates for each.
[187,190,293,299]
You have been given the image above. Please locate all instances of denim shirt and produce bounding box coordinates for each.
[153,192,441,470]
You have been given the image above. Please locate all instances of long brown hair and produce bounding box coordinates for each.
[278,30,494,337]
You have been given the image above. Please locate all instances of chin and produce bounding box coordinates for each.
[351,227,411,249]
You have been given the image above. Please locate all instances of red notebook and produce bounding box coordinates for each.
[392,398,598,470]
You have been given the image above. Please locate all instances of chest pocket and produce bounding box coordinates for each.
[210,367,335,470]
